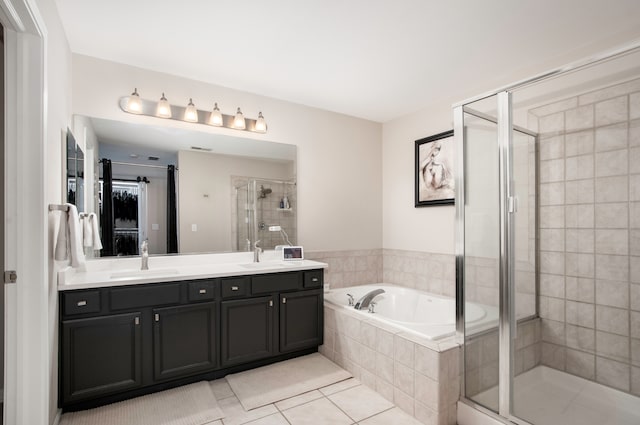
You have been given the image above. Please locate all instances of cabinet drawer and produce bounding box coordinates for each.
[221,277,250,299]
[251,272,301,295]
[188,280,216,302]
[303,270,323,288]
[63,290,101,316]
[110,283,181,311]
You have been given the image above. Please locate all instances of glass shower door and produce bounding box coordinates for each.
[456,94,502,412]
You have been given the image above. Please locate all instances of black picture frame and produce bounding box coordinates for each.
[415,130,455,207]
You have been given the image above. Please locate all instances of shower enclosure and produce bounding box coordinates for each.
[233,178,297,251]
[455,44,640,425]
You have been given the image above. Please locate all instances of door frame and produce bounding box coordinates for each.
[0,0,48,424]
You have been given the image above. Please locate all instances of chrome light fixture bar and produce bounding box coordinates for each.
[119,92,267,133]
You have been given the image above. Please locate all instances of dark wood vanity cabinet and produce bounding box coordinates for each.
[61,312,143,404]
[153,302,217,381]
[59,269,323,411]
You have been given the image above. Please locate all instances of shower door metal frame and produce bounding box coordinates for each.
[455,39,640,425]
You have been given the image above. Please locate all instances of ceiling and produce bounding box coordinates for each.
[56,0,640,122]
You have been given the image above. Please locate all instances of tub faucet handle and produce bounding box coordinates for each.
[368,302,377,314]
[347,293,354,307]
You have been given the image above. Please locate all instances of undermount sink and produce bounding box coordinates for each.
[109,269,180,280]
[238,262,287,270]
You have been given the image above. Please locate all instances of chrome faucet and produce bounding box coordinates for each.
[253,240,262,263]
[141,240,149,270]
[354,289,385,310]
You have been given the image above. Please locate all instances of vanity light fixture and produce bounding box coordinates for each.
[233,107,246,130]
[208,102,223,126]
[125,88,142,113]
[119,90,267,133]
[184,98,198,122]
[156,93,172,118]
[255,112,267,133]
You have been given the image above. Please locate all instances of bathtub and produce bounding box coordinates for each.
[325,284,498,340]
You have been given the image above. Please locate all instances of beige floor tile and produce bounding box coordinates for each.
[211,379,236,400]
[274,390,323,410]
[281,397,353,425]
[318,378,361,396]
[244,412,290,425]
[328,385,394,422]
[358,407,423,425]
[219,396,278,425]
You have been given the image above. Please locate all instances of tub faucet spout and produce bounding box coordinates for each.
[354,289,385,310]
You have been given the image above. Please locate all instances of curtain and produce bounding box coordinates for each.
[101,159,115,256]
[167,165,178,253]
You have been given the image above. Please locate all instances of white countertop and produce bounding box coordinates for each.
[58,251,328,291]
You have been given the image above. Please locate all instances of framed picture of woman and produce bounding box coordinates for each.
[415,130,455,207]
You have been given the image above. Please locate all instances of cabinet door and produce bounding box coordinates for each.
[279,289,323,353]
[153,302,217,381]
[221,296,274,367]
[62,312,142,404]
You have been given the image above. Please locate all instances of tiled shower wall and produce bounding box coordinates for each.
[529,77,640,395]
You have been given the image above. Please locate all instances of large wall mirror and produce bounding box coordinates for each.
[66,128,85,212]
[71,115,297,258]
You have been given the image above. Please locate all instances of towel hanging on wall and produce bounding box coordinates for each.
[52,203,86,268]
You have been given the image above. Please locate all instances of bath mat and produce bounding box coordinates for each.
[226,353,352,411]
[59,381,224,425]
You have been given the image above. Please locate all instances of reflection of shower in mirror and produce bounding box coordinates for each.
[258,185,272,198]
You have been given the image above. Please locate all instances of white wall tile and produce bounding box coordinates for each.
[565,131,594,156]
[630,92,640,120]
[539,135,565,160]
[540,158,565,183]
[596,280,629,308]
[565,277,594,303]
[539,111,565,134]
[632,119,640,147]
[596,356,630,391]
[596,331,629,361]
[595,175,628,203]
[595,96,628,126]
[595,254,629,281]
[595,229,629,255]
[596,305,629,336]
[566,105,594,132]
[595,203,629,228]
[595,123,628,152]
[566,324,595,353]
[566,349,595,380]
[595,149,628,177]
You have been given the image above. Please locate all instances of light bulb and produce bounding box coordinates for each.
[255,111,267,133]
[126,88,142,113]
[184,98,198,122]
[233,107,246,130]
[208,102,223,126]
[156,93,172,118]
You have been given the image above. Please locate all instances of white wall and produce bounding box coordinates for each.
[382,104,456,254]
[178,150,292,253]
[72,54,382,252]
[35,0,73,423]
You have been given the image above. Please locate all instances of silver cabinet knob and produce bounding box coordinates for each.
[231,286,239,291]
[199,289,207,294]
[77,300,87,307]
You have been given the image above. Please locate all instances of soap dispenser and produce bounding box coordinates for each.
[279,197,285,209]
[283,196,289,209]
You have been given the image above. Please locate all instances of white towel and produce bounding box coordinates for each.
[67,204,86,268]
[54,210,68,261]
[89,213,103,250]
[82,214,92,247]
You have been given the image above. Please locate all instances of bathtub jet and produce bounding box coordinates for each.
[354,289,385,310]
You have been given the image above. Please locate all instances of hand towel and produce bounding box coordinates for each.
[54,210,68,261]
[89,213,103,250]
[82,214,93,247]
[67,204,86,268]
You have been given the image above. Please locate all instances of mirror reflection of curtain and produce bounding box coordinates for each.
[167,165,178,253]
[101,159,114,255]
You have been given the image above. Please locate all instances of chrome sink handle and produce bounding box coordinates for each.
[368,302,376,314]
[347,293,354,307]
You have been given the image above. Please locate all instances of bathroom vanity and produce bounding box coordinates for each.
[58,260,326,411]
